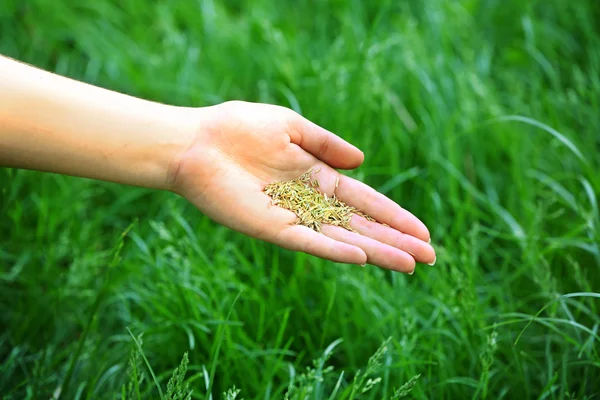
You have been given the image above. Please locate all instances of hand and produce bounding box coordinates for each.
[0,56,434,273]
[172,101,436,273]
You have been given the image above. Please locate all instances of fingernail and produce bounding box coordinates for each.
[428,256,436,266]
[408,269,415,275]
[428,237,431,244]
[360,263,366,267]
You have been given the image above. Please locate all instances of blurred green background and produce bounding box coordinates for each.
[1,1,599,399]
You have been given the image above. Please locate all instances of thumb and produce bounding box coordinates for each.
[289,115,364,169]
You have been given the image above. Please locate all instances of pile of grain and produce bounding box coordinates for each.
[264,168,375,232]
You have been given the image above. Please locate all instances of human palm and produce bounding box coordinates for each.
[173,101,435,273]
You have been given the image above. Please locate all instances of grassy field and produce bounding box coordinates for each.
[1,0,600,398]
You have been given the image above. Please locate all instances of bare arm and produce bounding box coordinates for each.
[0,54,435,273]
[0,55,194,189]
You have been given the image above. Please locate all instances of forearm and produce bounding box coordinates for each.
[0,55,196,190]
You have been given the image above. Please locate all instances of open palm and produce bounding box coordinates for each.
[172,101,435,273]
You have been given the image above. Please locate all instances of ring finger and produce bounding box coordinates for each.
[321,224,416,273]
[349,214,436,265]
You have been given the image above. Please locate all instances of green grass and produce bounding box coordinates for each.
[1,0,600,398]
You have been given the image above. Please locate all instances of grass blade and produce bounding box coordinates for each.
[494,115,587,164]
[514,292,600,346]
[206,291,243,400]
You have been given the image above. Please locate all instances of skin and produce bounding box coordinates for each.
[0,55,436,273]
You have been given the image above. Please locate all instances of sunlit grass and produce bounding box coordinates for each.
[1,0,599,398]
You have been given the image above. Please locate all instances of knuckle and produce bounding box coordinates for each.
[318,134,330,156]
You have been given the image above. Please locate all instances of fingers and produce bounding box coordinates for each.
[335,174,431,242]
[350,214,436,265]
[288,116,364,170]
[321,225,416,273]
[274,225,367,265]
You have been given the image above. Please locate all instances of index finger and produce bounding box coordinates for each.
[288,115,364,170]
[335,174,431,242]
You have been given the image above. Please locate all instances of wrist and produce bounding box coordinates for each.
[157,105,201,192]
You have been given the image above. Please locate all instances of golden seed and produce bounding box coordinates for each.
[263,168,376,233]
